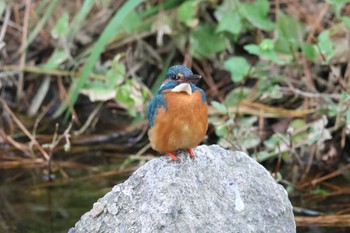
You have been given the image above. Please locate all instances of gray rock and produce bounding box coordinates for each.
[71,145,296,233]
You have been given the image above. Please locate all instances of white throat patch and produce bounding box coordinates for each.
[171,83,192,95]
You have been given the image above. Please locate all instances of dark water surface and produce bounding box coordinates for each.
[0,152,133,233]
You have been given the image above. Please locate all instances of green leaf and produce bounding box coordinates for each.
[51,12,69,39]
[211,101,227,113]
[214,0,237,20]
[267,85,283,99]
[342,92,350,102]
[120,11,142,33]
[0,1,6,18]
[274,12,305,54]
[289,119,307,143]
[216,12,241,35]
[244,44,261,55]
[106,56,126,86]
[80,55,127,102]
[225,87,250,107]
[256,76,283,99]
[342,16,350,29]
[244,39,291,64]
[116,84,134,105]
[302,43,317,61]
[241,0,275,30]
[115,78,146,117]
[278,12,304,40]
[190,24,227,59]
[327,104,340,117]
[238,116,257,127]
[80,87,116,102]
[260,39,274,50]
[315,30,335,63]
[177,1,199,27]
[67,0,94,43]
[224,56,251,82]
[346,109,350,133]
[311,187,329,196]
[264,133,285,148]
[290,119,306,129]
[307,117,332,145]
[240,133,261,149]
[326,0,349,17]
[244,43,279,62]
[215,125,228,137]
[253,151,271,161]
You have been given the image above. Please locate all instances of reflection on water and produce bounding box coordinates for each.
[0,153,133,233]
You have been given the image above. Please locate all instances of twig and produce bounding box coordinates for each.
[136,143,152,157]
[127,125,149,146]
[2,65,106,80]
[194,61,223,101]
[298,164,350,189]
[295,214,350,227]
[47,123,59,180]
[302,144,316,180]
[46,118,74,180]
[0,130,29,155]
[344,60,350,89]
[0,3,12,44]
[306,3,330,43]
[1,98,50,160]
[57,76,80,125]
[280,86,341,100]
[32,100,55,139]
[48,118,74,152]
[301,55,316,91]
[310,164,350,186]
[74,102,103,135]
[273,143,282,179]
[17,0,31,103]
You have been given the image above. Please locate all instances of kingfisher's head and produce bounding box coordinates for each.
[159,65,201,95]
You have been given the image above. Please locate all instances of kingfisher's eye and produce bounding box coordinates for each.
[172,75,180,80]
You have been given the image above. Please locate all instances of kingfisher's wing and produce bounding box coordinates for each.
[190,84,206,102]
[147,94,167,127]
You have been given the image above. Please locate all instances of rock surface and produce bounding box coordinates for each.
[70,145,296,233]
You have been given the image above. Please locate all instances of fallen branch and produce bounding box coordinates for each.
[295,214,350,227]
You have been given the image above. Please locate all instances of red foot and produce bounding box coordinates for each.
[186,148,195,158]
[166,152,177,160]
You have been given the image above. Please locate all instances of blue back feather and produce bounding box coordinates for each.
[190,83,206,102]
[147,94,167,127]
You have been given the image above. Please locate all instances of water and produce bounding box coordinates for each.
[0,156,133,233]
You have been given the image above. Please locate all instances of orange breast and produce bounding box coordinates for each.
[148,90,208,153]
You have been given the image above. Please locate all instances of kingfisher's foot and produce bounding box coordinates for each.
[166,152,177,160]
[186,148,195,158]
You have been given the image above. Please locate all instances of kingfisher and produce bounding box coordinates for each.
[147,65,208,160]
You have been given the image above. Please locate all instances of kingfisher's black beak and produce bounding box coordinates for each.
[184,74,201,82]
